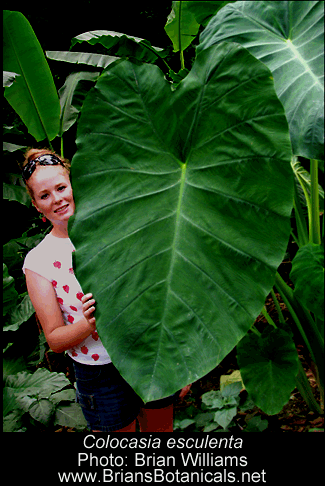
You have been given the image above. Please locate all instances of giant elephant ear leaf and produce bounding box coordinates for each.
[198,0,324,161]
[69,43,293,403]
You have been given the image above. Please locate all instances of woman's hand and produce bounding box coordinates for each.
[81,293,96,330]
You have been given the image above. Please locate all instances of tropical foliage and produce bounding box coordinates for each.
[3,1,324,430]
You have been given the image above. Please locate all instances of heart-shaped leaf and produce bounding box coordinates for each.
[237,327,299,415]
[69,43,293,402]
[198,1,324,160]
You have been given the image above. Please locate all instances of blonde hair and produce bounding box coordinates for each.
[22,148,71,200]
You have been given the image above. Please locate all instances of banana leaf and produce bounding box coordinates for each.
[71,30,168,64]
[198,0,324,161]
[3,11,60,143]
[69,43,293,402]
[46,51,119,69]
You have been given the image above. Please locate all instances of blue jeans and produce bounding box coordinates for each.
[73,360,178,431]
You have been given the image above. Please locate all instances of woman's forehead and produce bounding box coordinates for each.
[29,165,70,191]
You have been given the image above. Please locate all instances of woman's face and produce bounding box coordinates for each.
[29,165,75,224]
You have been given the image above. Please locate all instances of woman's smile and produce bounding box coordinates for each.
[54,203,70,214]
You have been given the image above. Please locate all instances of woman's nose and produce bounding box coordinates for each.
[53,191,63,203]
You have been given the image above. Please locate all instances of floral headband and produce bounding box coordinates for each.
[22,154,65,182]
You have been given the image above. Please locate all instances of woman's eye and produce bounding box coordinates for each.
[41,194,48,200]
[58,186,66,191]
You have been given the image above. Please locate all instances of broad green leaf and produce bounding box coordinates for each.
[237,327,299,415]
[202,390,224,409]
[3,11,60,142]
[3,141,27,153]
[69,43,293,403]
[54,402,88,430]
[198,1,324,160]
[3,182,30,207]
[3,263,18,317]
[28,398,55,425]
[214,406,237,429]
[50,389,76,405]
[5,368,70,399]
[174,418,196,429]
[165,1,200,52]
[71,30,168,63]
[47,50,119,69]
[290,243,324,319]
[58,71,100,137]
[220,370,245,391]
[4,295,35,332]
[186,1,237,27]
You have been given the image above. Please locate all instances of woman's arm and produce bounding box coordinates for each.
[25,269,96,353]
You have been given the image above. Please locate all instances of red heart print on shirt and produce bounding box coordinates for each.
[70,306,78,312]
[53,261,61,269]
[63,285,69,293]
[81,346,88,354]
[76,292,84,301]
[91,330,99,341]
[68,315,74,324]
[92,354,99,361]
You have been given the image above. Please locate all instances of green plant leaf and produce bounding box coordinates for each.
[198,1,324,160]
[3,263,18,317]
[3,182,30,207]
[54,402,88,430]
[186,1,237,27]
[221,381,242,398]
[3,11,60,142]
[5,368,70,399]
[202,390,224,409]
[290,243,324,319]
[4,295,35,332]
[245,415,268,432]
[214,406,237,429]
[28,398,55,425]
[69,43,293,403]
[58,71,100,137]
[71,30,168,64]
[46,50,119,69]
[165,1,200,52]
[237,327,299,415]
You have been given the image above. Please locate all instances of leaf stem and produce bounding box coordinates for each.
[310,159,321,244]
[250,325,261,337]
[293,177,309,246]
[178,1,185,70]
[295,358,323,414]
[261,306,277,329]
[271,288,286,324]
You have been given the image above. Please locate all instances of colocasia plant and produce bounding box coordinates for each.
[3,2,324,425]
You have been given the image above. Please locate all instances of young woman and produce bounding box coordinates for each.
[22,148,189,432]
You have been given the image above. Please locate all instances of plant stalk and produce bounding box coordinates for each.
[293,177,309,247]
[310,159,321,244]
[295,358,323,414]
[271,288,286,324]
[178,1,185,70]
[275,272,324,397]
[261,306,277,329]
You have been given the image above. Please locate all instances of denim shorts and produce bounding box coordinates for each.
[73,360,178,432]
